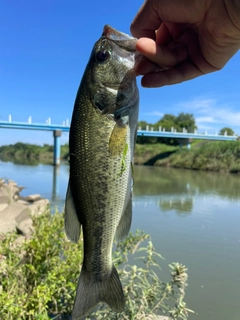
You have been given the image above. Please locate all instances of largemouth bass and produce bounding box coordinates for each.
[64,25,140,319]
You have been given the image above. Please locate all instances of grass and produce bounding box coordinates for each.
[0,210,193,320]
[134,143,178,165]
[155,140,240,173]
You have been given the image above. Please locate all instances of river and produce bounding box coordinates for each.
[0,160,240,320]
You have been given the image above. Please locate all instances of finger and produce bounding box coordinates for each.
[135,57,165,76]
[155,23,173,46]
[131,0,201,39]
[140,61,205,87]
[130,0,162,39]
[175,28,218,74]
[136,38,188,69]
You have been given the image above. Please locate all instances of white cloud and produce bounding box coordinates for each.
[196,116,218,123]
[176,98,217,112]
[143,110,163,117]
[175,97,240,133]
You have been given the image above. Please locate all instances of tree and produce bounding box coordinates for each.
[136,113,197,145]
[219,127,235,136]
[155,114,177,132]
[176,113,197,133]
[137,120,149,130]
[137,120,158,144]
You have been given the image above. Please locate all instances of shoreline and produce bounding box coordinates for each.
[1,140,240,173]
[0,178,49,236]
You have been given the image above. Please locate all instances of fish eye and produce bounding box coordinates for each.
[96,50,110,63]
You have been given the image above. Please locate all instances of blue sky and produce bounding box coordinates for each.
[1,0,240,146]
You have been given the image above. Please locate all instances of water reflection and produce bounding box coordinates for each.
[133,165,240,200]
[132,166,240,215]
[0,154,52,166]
[52,166,60,202]
[159,198,193,214]
[1,161,239,320]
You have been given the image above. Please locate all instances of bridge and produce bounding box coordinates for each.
[0,117,238,165]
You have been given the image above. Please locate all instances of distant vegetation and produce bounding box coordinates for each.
[138,112,197,133]
[0,142,69,164]
[137,112,197,145]
[219,127,235,136]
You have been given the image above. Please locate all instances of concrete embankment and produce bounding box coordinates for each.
[0,178,49,238]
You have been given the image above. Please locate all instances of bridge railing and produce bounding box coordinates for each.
[0,115,238,165]
[138,125,238,137]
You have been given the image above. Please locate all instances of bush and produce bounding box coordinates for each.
[0,211,193,319]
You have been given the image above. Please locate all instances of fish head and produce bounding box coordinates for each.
[86,25,140,120]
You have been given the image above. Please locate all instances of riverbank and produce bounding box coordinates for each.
[135,140,240,173]
[0,178,49,236]
[1,140,240,173]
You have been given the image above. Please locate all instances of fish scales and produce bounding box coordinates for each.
[65,25,140,320]
[71,100,131,274]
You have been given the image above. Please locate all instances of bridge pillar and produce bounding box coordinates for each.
[178,138,192,149]
[53,130,62,166]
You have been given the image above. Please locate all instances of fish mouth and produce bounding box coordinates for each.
[102,25,137,52]
[102,25,134,40]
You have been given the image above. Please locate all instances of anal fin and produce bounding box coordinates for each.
[64,181,81,243]
[115,193,132,241]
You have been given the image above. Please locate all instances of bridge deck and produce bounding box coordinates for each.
[0,121,237,141]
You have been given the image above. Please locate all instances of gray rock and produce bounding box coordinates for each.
[24,194,42,202]
[8,180,18,187]
[16,218,33,238]
[0,203,8,211]
[15,205,32,225]
[29,199,50,216]
[16,199,29,205]
[0,203,30,234]
[0,180,50,237]
[0,179,20,204]
[0,195,9,204]
[13,194,19,201]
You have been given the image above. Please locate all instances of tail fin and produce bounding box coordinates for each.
[72,265,125,319]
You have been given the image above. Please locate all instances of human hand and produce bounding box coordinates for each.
[131,0,240,87]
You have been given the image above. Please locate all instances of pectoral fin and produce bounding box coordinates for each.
[109,123,127,157]
[115,193,132,241]
[64,181,81,243]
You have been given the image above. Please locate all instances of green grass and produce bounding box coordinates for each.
[156,140,240,173]
[0,210,193,320]
[134,143,178,165]
[0,143,69,164]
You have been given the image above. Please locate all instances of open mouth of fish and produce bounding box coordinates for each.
[103,25,137,53]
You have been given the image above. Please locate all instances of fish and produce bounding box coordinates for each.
[64,25,140,319]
